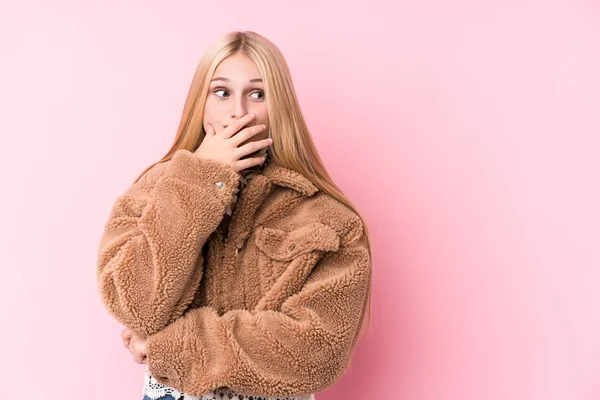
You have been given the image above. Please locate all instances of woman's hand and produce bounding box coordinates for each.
[195,113,272,173]
[121,327,148,364]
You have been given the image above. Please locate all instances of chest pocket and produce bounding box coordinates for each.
[254,221,341,262]
[252,221,341,308]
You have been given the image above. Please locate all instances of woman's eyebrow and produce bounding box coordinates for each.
[211,77,263,83]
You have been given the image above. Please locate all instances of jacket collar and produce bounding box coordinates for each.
[260,160,318,196]
[221,159,319,249]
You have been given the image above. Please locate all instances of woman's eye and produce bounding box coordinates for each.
[250,91,265,100]
[213,89,229,98]
[213,89,264,100]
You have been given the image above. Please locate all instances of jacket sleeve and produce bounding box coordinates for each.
[96,149,241,337]
[144,222,372,398]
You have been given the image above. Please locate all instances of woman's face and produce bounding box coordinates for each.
[203,52,269,153]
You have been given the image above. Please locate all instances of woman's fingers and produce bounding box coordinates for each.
[121,328,133,349]
[236,156,268,171]
[126,332,148,364]
[121,327,131,338]
[195,113,269,173]
[231,123,268,148]
[235,136,272,160]
[221,113,256,139]
[206,123,216,136]
[133,342,147,364]
[133,350,147,364]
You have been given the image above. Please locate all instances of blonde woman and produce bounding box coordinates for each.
[96,30,373,400]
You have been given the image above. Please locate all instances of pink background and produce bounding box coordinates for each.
[1,1,599,399]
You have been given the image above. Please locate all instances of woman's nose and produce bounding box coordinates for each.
[232,98,248,119]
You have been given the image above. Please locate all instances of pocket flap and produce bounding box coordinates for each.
[254,222,340,261]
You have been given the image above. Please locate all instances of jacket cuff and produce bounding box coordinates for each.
[145,307,234,396]
[165,149,241,197]
[145,320,191,391]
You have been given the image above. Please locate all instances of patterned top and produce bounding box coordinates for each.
[143,146,315,400]
[143,366,314,400]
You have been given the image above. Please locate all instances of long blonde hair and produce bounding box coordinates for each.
[134,30,373,343]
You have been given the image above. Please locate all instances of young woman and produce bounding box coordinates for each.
[96,30,373,400]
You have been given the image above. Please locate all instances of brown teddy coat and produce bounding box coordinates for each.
[96,148,372,398]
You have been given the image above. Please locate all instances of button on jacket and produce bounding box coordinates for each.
[96,148,372,399]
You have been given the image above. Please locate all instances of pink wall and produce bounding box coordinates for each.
[0,1,598,399]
